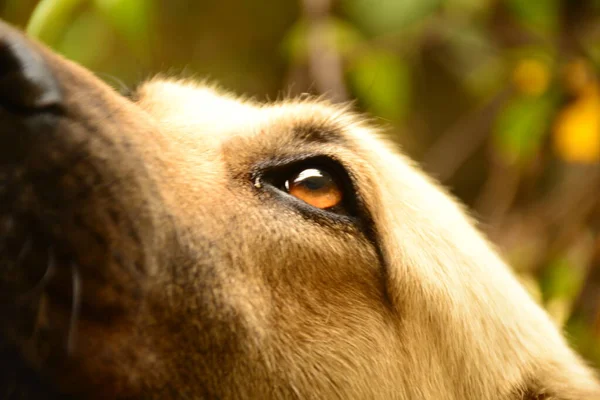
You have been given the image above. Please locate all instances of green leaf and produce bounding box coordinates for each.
[342,0,441,36]
[347,50,411,121]
[539,257,585,303]
[505,0,559,34]
[444,0,493,17]
[282,17,364,63]
[56,9,113,67]
[26,0,86,45]
[442,22,502,97]
[493,93,557,165]
[565,317,600,367]
[93,0,152,46]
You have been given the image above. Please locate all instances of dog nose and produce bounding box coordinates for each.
[0,21,62,111]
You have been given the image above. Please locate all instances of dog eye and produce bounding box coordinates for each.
[284,168,343,210]
[255,156,359,219]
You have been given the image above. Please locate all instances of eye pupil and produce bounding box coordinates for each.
[303,179,323,190]
[294,169,328,190]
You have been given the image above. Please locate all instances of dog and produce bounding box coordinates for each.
[0,20,598,400]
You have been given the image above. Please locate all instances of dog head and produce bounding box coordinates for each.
[0,20,598,400]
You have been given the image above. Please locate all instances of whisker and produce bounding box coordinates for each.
[66,262,81,355]
[96,72,132,97]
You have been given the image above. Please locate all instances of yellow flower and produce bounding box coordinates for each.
[513,58,550,96]
[553,85,600,163]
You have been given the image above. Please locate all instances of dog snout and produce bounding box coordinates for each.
[0,21,62,112]
[0,20,155,321]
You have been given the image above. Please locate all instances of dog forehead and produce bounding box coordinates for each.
[135,78,354,147]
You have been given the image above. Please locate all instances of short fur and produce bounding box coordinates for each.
[0,21,599,400]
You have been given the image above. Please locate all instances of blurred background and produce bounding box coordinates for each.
[1,0,599,366]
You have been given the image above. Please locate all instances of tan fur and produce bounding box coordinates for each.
[1,21,599,399]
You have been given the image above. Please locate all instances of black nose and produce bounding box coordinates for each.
[0,21,62,111]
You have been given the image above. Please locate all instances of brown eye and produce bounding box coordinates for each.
[284,168,343,210]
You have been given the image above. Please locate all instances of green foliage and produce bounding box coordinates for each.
[441,23,503,97]
[93,0,152,58]
[26,0,84,43]
[540,257,586,302]
[283,17,364,63]
[505,0,560,34]
[341,0,441,35]
[347,50,411,121]
[57,9,112,65]
[493,93,557,165]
